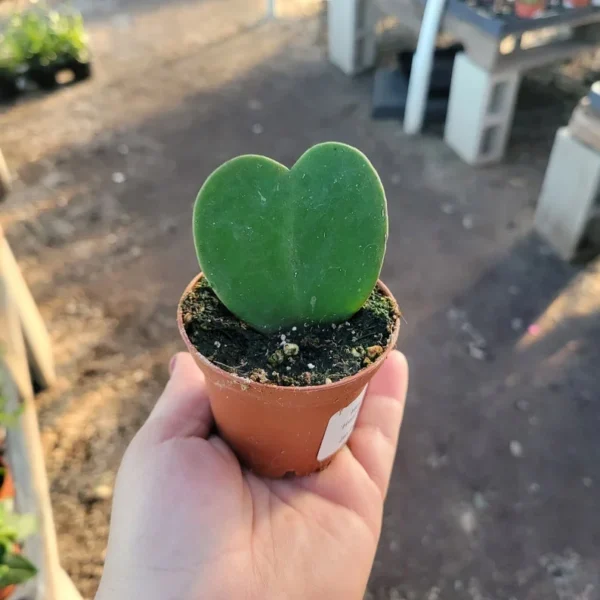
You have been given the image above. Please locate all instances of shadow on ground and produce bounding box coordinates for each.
[373,235,600,599]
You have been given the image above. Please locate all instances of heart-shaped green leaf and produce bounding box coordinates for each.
[193,142,387,332]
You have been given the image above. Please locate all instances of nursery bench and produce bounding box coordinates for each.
[327,0,600,164]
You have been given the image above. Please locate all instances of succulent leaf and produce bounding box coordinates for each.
[193,142,387,332]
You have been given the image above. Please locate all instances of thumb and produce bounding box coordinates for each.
[143,352,213,441]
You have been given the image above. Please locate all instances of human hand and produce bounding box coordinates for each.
[96,350,408,600]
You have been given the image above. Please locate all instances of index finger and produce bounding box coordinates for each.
[347,350,408,498]
[142,352,213,443]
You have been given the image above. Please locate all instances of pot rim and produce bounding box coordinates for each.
[177,272,401,394]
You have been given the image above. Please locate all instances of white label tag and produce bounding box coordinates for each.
[317,386,367,461]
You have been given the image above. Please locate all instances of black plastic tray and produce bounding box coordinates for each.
[0,58,91,102]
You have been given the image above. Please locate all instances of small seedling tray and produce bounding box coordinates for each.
[0,59,91,103]
[27,59,91,91]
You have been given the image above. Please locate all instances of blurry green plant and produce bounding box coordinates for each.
[0,29,22,74]
[0,372,36,590]
[0,5,89,72]
[0,501,37,588]
[194,142,388,333]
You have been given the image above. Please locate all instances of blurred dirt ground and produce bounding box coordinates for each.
[1,0,600,598]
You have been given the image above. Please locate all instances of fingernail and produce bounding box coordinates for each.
[169,354,178,375]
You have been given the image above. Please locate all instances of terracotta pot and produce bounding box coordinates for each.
[563,0,589,7]
[178,273,401,478]
[515,0,546,17]
[0,457,15,501]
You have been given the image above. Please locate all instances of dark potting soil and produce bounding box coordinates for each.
[181,278,399,387]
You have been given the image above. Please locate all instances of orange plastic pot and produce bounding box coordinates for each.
[178,273,401,478]
[0,457,14,501]
[515,0,546,17]
[0,583,16,600]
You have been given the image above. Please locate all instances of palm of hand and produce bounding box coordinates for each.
[97,352,407,600]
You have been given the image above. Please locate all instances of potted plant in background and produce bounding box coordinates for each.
[8,7,91,90]
[0,5,91,97]
[514,0,547,18]
[177,142,401,478]
[0,393,36,599]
